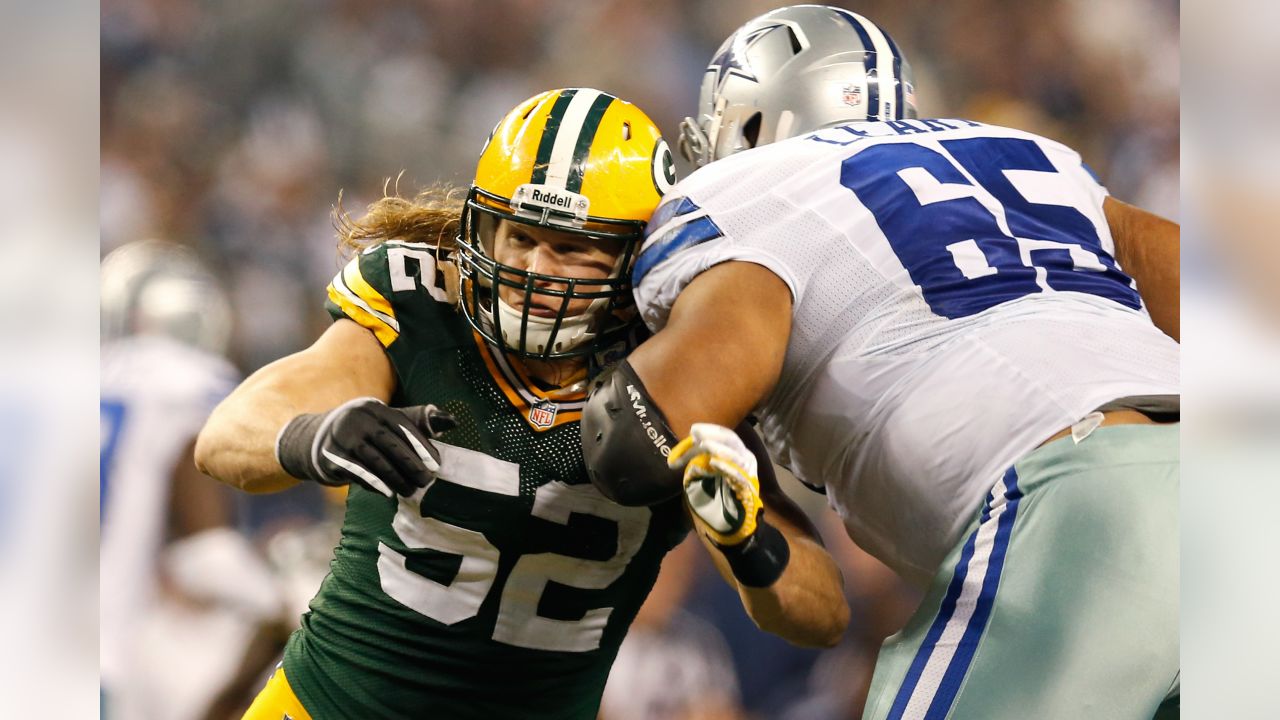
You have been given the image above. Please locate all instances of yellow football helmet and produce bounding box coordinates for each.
[456,88,677,360]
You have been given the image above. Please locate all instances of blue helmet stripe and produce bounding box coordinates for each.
[832,9,881,121]
[883,30,906,119]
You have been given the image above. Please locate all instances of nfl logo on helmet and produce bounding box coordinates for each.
[528,402,558,429]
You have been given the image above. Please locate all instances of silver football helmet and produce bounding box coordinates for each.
[101,240,233,355]
[680,5,917,167]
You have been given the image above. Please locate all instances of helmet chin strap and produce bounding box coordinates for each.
[495,298,598,355]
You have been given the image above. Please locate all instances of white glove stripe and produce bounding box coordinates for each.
[322,449,393,497]
[399,424,441,474]
[310,396,383,479]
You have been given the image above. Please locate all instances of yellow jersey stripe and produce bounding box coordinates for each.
[327,284,399,347]
[342,261,397,326]
[242,667,314,720]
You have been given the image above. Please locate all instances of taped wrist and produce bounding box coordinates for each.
[717,515,790,588]
[274,412,327,483]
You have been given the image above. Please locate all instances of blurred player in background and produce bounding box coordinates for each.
[100,241,286,720]
[583,6,1179,718]
[196,88,847,720]
[600,537,746,720]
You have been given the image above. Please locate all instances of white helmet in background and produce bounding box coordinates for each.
[100,240,233,355]
[680,4,917,167]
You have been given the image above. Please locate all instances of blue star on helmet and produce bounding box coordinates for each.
[706,22,788,92]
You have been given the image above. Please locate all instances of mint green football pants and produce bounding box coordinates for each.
[862,424,1179,720]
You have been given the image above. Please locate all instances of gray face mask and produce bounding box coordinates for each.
[680,5,917,168]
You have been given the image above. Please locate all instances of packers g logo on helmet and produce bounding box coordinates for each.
[457,88,674,360]
[652,138,676,196]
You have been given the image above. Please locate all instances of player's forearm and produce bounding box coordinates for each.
[695,516,849,648]
[196,321,396,493]
[194,361,311,494]
[735,532,849,648]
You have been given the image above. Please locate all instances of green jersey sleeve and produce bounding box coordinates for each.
[324,241,455,348]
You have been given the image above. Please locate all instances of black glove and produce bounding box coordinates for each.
[274,397,456,498]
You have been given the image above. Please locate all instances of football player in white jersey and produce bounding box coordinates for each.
[582,6,1179,719]
[100,241,284,720]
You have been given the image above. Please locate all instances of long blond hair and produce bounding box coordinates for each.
[334,180,465,256]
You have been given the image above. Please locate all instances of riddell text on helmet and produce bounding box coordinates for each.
[530,187,576,210]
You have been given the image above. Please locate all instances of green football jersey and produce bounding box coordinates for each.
[283,241,688,719]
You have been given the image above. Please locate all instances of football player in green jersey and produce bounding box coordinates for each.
[196,88,848,720]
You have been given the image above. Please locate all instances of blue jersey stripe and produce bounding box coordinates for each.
[644,196,701,239]
[633,214,724,286]
[100,398,129,521]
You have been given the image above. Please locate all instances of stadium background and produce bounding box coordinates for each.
[99,1,1180,718]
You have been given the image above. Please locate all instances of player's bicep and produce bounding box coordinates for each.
[301,318,397,400]
[229,319,391,403]
[1104,197,1180,341]
[628,260,792,437]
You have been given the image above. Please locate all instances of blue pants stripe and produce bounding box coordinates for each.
[888,467,1024,719]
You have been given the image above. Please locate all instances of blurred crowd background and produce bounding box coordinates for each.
[100,0,1180,371]
[93,1,1188,719]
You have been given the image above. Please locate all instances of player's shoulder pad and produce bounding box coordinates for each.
[325,241,458,348]
[632,195,726,289]
[581,358,683,506]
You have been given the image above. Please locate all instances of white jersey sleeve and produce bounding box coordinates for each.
[633,152,830,333]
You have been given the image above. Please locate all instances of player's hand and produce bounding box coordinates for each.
[275,397,456,498]
[668,422,763,547]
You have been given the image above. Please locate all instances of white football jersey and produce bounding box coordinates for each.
[99,335,238,685]
[634,119,1179,585]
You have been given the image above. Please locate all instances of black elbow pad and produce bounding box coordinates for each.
[581,359,683,506]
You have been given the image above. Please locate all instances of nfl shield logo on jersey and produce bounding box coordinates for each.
[528,402,558,429]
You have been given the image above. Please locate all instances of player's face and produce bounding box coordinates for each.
[491,219,623,317]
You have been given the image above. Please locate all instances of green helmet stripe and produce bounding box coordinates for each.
[565,94,616,193]
[531,89,578,185]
